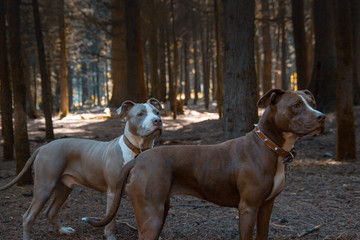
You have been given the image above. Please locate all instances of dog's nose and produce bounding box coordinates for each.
[153,118,162,126]
[316,113,325,123]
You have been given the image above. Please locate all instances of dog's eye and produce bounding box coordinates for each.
[155,111,160,115]
[293,102,302,109]
[137,112,144,117]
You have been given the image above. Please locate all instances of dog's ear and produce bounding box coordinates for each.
[257,89,286,108]
[147,98,162,110]
[117,100,136,117]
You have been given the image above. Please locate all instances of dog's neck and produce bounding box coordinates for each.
[124,123,155,150]
[257,108,298,152]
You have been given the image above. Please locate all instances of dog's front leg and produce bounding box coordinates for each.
[105,192,117,240]
[238,201,258,240]
[255,198,275,240]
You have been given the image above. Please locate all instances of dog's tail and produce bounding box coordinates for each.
[82,159,136,227]
[0,148,40,191]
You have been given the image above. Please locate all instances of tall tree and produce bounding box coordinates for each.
[32,0,54,140]
[223,0,258,139]
[109,0,128,107]
[308,0,336,113]
[279,0,287,89]
[149,0,160,99]
[183,36,190,105]
[200,7,210,109]
[215,0,223,118]
[7,0,32,184]
[192,19,200,105]
[125,0,147,102]
[0,0,14,161]
[261,0,272,93]
[170,0,178,119]
[59,0,68,117]
[291,0,309,90]
[351,0,360,105]
[334,0,356,161]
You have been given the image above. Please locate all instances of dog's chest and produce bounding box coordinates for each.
[266,157,285,200]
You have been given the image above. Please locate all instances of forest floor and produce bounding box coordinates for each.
[0,101,359,240]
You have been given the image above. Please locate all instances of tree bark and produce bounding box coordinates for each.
[59,0,68,117]
[261,0,272,93]
[149,0,159,99]
[170,0,178,119]
[334,0,356,161]
[109,0,128,107]
[351,0,360,105]
[32,0,54,139]
[200,8,210,109]
[223,0,258,139]
[184,38,190,105]
[125,0,147,102]
[0,0,14,161]
[166,28,174,110]
[7,0,32,184]
[291,0,309,90]
[308,0,336,113]
[215,0,223,118]
[279,0,287,90]
[158,16,167,102]
[192,15,200,105]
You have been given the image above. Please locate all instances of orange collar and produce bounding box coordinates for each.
[123,135,149,157]
[254,124,296,164]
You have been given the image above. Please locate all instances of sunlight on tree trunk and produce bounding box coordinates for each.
[59,0,69,118]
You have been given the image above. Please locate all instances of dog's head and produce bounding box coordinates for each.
[258,89,325,137]
[117,98,163,138]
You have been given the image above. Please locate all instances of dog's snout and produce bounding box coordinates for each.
[316,113,325,123]
[153,118,162,126]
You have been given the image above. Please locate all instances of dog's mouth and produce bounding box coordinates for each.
[143,127,163,137]
[296,125,325,137]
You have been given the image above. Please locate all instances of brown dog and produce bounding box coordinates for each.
[83,89,325,240]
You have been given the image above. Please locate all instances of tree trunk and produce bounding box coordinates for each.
[200,9,210,109]
[0,0,14,161]
[223,0,258,139]
[109,0,128,107]
[125,0,147,102]
[32,0,54,140]
[184,38,190,105]
[158,18,167,102]
[193,18,200,105]
[279,0,287,90]
[261,0,272,93]
[59,0,68,117]
[308,0,336,113]
[291,0,309,90]
[7,0,32,184]
[170,0,178,119]
[23,54,39,119]
[334,0,356,161]
[149,1,159,99]
[351,0,360,105]
[166,28,174,109]
[215,0,223,118]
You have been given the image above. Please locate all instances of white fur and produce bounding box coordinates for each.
[142,103,159,132]
[266,132,298,201]
[118,135,137,165]
[297,94,322,115]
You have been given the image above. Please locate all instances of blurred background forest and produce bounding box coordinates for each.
[0,0,359,183]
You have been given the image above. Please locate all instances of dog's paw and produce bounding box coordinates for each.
[59,227,75,235]
[106,235,117,240]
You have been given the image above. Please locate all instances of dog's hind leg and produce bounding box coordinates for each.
[44,181,74,235]
[23,183,54,240]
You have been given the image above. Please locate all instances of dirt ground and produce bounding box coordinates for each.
[0,102,359,240]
